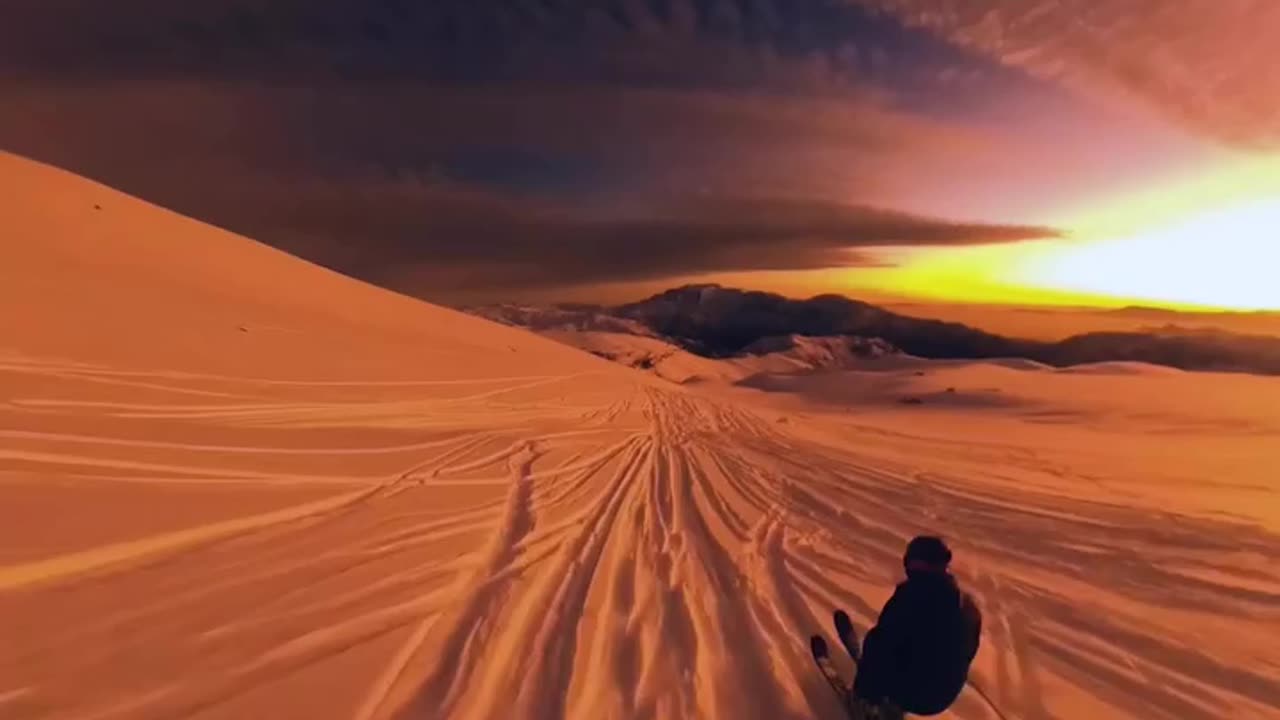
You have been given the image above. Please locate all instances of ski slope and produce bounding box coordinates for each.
[2,153,1278,720]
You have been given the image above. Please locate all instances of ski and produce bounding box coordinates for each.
[834,609,860,664]
[827,611,906,720]
[810,634,852,711]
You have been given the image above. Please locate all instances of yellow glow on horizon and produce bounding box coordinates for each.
[849,155,1280,311]
[1013,199,1280,310]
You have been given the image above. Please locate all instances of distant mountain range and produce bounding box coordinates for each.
[468,285,1280,376]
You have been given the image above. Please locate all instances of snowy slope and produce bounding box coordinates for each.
[1,152,1278,720]
[0,152,609,381]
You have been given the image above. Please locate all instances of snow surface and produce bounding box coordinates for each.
[1,152,1278,720]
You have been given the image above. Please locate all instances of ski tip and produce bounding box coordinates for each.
[834,609,855,636]
[809,634,830,659]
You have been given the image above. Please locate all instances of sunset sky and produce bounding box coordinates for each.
[2,1,1277,309]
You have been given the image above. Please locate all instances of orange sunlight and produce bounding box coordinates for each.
[1015,198,1280,310]
[851,155,1280,311]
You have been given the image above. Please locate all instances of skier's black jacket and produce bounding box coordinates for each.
[853,570,982,716]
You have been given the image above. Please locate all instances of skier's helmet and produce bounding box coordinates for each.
[903,535,951,571]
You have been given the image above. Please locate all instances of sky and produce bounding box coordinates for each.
[1,1,1277,308]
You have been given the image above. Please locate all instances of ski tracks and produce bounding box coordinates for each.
[7,364,1278,720]
[352,386,826,720]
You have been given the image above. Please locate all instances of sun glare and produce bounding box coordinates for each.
[1011,199,1280,310]
[1008,154,1280,310]
[848,155,1280,311]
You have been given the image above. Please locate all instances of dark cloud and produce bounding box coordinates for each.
[0,1,986,93]
[172,176,1056,297]
[861,0,1280,148]
[0,0,1068,300]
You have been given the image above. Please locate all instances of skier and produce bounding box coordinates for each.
[815,535,983,719]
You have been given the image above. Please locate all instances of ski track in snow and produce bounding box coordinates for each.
[2,361,1279,720]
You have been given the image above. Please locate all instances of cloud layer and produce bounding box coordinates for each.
[2,0,1250,300]
[863,0,1280,148]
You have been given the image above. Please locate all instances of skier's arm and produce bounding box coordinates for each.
[853,586,910,702]
[871,585,911,656]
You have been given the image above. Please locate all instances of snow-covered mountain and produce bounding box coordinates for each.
[470,295,907,383]
[468,284,1280,376]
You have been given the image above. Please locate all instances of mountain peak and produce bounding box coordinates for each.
[468,284,1280,375]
